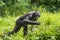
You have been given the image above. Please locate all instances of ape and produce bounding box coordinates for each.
[6,11,40,36]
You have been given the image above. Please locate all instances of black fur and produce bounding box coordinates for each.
[7,11,40,36]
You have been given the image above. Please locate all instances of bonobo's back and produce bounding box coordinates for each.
[17,11,40,21]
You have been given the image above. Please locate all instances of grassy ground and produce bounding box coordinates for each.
[0,12,60,40]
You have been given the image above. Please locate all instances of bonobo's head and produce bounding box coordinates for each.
[32,11,40,20]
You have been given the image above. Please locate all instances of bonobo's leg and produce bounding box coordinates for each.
[23,25,28,36]
[7,26,21,36]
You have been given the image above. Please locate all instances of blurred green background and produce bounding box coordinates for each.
[0,0,60,40]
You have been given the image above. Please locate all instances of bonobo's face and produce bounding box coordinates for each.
[35,11,40,18]
[33,11,40,20]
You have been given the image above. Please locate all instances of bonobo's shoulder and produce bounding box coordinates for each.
[25,11,40,16]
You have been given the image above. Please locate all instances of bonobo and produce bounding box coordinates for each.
[6,11,40,36]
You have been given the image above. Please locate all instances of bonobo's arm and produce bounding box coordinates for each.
[23,19,40,25]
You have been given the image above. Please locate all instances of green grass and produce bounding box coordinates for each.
[0,12,60,40]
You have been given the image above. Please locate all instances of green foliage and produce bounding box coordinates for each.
[0,0,60,39]
[0,12,60,40]
[0,0,60,17]
[0,0,31,17]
